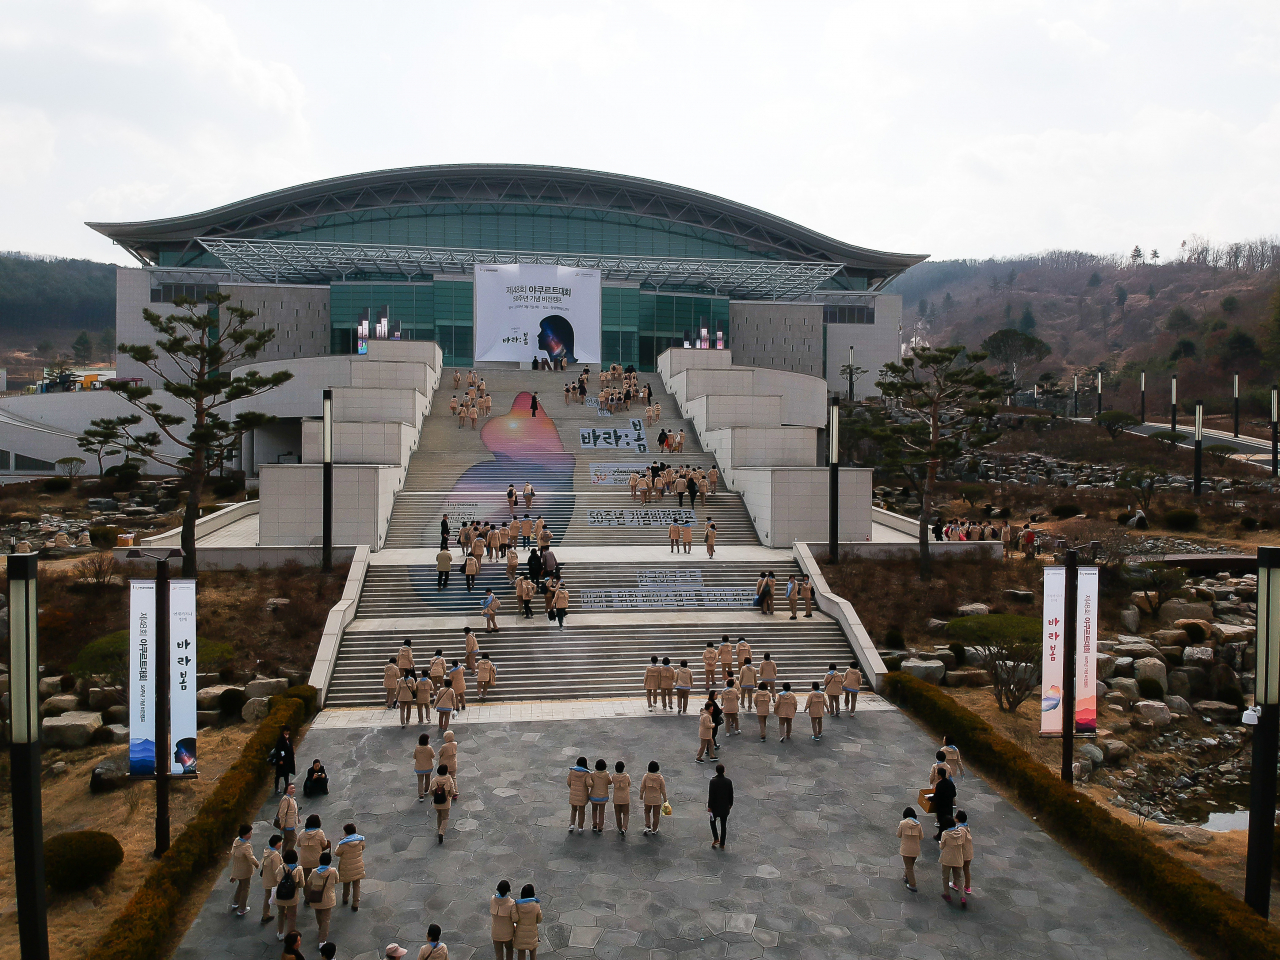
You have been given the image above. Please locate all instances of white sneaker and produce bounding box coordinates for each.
[577,826,584,834]
[569,824,575,833]
[277,934,286,942]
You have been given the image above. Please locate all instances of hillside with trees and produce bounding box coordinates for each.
[0,252,116,358]
[884,236,1280,421]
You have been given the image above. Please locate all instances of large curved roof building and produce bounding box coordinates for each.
[92,164,924,376]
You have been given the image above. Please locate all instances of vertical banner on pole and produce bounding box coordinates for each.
[128,581,156,776]
[1075,567,1099,735]
[169,580,198,775]
[1040,567,1066,735]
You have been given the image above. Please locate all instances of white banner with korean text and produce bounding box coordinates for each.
[129,579,199,776]
[1040,565,1098,736]
[474,263,601,365]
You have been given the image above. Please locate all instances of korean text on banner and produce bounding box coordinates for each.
[1040,567,1066,736]
[169,580,198,774]
[128,581,157,776]
[1075,567,1098,735]
[474,263,602,365]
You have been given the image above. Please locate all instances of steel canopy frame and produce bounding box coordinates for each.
[198,238,844,301]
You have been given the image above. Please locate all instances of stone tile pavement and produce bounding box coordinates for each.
[179,704,1192,960]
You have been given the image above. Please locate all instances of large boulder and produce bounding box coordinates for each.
[1166,670,1192,700]
[1096,654,1116,681]
[1131,592,1156,614]
[1119,606,1141,633]
[1102,739,1131,762]
[241,697,271,722]
[1173,619,1214,644]
[1135,700,1172,727]
[899,659,947,685]
[1134,658,1168,694]
[1197,700,1242,723]
[1163,695,1191,717]
[42,711,103,749]
[1003,589,1034,603]
[1158,601,1214,625]
[196,684,242,710]
[942,668,991,688]
[245,678,289,700]
[1112,640,1164,661]
[39,694,80,718]
[104,704,129,725]
[88,686,123,710]
[1150,629,1189,647]
[197,710,221,729]
[925,618,949,635]
[1112,657,1135,678]
[103,723,130,744]
[89,758,129,794]
[1110,677,1141,700]
[1212,623,1255,643]
[37,677,61,698]
[956,603,989,617]
[1209,663,1241,701]
[1183,645,1216,669]
[1079,742,1105,769]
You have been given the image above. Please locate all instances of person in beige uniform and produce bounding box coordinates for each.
[640,761,667,835]
[416,672,434,724]
[941,735,966,779]
[774,682,797,741]
[276,784,299,854]
[228,824,259,916]
[637,474,651,504]
[843,663,863,715]
[464,627,480,672]
[297,814,330,886]
[414,733,436,801]
[567,757,591,834]
[588,759,612,834]
[952,809,974,896]
[785,575,800,619]
[436,546,454,591]
[721,679,740,735]
[701,641,718,692]
[674,660,693,714]
[397,640,416,676]
[759,653,778,700]
[440,729,459,797]
[668,520,680,553]
[805,681,826,740]
[629,471,640,501]
[717,636,733,683]
[457,401,468,429]
[739,657,756,702]
[434,681,456,732]
[429,649,447,690]
[680,520,693,554]
[734,638,751,672]
[754,682,772,740]
[897,807,924,893]
[695,702,718,763]
[274,849,304,938]
[306,851,338,947]
[430,764,456,843]
[383,658,401,708]
[260,834,284,923]
[708,466,719,494]
[469,403,479,430]
[523,481,535,508]
[335,823,366,911]
[823,665,844,717]
[453,370,462,389]
[491,880,516,960]
[611,761,632,836]
[396,672,417,728]
[483,590,501,633]
[512,884,543,960]
[486,524,500,560]
[520,514,533,548]
[505,544,519,582]
[554,580,569,629]
[464,553,481,592]
[799,575,815,617]
[940,818,967,907]
[448,660,467,711]
[477,653,497,700]
[658,657,676,710]
[704,518,716,558]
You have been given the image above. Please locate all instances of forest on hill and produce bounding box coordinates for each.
[883,236,1280,418]
[0,251,116,349]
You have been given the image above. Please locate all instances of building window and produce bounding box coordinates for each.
[151,283,219,303]
[822,304,875,325]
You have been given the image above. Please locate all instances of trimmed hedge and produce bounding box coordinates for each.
[45,830,124,892]
[882,672,1280,960]
[88,695,306,960]
[281,684,319,716]
[944,613,1040,646]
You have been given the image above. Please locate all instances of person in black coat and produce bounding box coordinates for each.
[527,548,543,584]
[707,764,734,849]
[302,758,329,797]
[928,763,956,840]
[709,695,723,749]
[440,514,451,551]
[530,392,540,418]
[272,726,296,794]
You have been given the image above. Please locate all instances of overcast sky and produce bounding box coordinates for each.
[2,1,1278,266]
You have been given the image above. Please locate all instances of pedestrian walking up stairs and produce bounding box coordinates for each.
[317,362,874,707]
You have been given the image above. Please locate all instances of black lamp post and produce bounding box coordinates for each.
[322,388,333,573]
[1233,373,1240,439]
[1272,385,1278,479]
[1096,371,1103,418]
[1245,544,1280,917]
[1060,549,1078,784]
[1170,373,1177,436]
[1193,402,1203,497]
[1140,370,1146,423]
[847,346,855,402]
[1073,374,1078,418]
[828,394,839,564]
[127,548,182,857]
[8,554,48,960]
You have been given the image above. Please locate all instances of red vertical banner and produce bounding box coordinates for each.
[1075,567,1098,735]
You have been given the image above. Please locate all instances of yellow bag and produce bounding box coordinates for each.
[661,802,673,817]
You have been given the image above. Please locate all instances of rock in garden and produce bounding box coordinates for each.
[925,619,949,635]
[1166,670,1191,699]
[103,723,130,744]
[244,678,289,700]
[37,677,61,698]
[1113,640,1163,661]
[1150,629,1189,646]
[1158,601,1213,624]
[196,684,242,710]
[1163,695,1191,716]
[1105,692,1130,709]
[1003,589,1034,603]
[1209,663,1241,700]
[1080,743,1105,768]
[1162,825,1213,848]
[104,704,129,724]
[39,693,79,718]
[1135,700,1172,726]
[1119,606,1141,633]
[89,758,129,794]
[1112,657,1135,678]
[1096,681,1108,701]
[1110,677,1141,700]
[1131,592,1156,614]
[1196,701,1242,722]
[942,668,992,688]
[956,603,989,617]
[42,711,103,749]
[1211,623,1255,643]
[197,710,221,729]
[1183,646,1215,669]
[88,686,123,710]
[1096,654,1116,680]
[1134,658,1168,693]
[1173,619,1214,644]
[899,659,947,684]
[241,697,271,722]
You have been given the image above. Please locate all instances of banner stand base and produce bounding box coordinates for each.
[1039,732,1098,739]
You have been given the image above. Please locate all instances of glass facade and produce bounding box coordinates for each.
[822,304,876,324]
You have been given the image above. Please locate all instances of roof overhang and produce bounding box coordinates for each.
[199,238,845,301]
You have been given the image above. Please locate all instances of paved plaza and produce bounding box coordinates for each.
[181,703,1192,960]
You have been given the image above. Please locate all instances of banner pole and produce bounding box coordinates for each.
[154,557,171,857]
[1061,549,1078,783]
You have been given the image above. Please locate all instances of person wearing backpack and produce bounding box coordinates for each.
[429,763,457,843]
[274,849,304,939]
[306,851,338,949]
[335,823,365,912]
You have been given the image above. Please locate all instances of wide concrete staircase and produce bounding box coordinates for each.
[322,363,869,706]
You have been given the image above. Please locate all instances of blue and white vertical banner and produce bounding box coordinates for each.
[129,580,199,776]
[1040,565,1098,737]
[169,580,198,774]
[1040,567,1066,736]
[128,581,156,775]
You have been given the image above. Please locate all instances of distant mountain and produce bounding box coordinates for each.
[0,252,115,333]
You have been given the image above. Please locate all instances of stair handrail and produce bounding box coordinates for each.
[308,544,372,707]
[791,541,887,692]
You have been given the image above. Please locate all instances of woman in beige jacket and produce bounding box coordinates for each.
[774,683,797,742]
[695,704,717,763]
[297,815,330,884]
[429,764,457,843]
[396,673,417,728]
[491,880,516,960]
[260,834,283,923]
[414,733,436,801]
[383,658,401,708]
[673,660,693,714]
[643,656,661,710]
[843,663,863,716]
[759,654,778,699]
[335,823,365,911]
[512,884,543,959]
[804,682,826,741]
[306,851,338,947]
[434,682,456,732]
[553,581,569,629]
[823,666,844,718]
[897,807,923,893]
[274,849,304,939]
[939,818,967,907]
[639,761,667,835]
[588,759,612,834]
[611,761,631,836]
[721,680,740,735]
[754,682,772,740]
[440,730,459,797]
[228,824,259,916]
[477,653,497,700]
[567,756,591,834]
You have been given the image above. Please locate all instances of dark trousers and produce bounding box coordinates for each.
[935,806,954,839]
[499,543,507,557]
[274,769,291,792]
[556,609,566,627]
[523,600,533,618]
[438,570,449,589]
[677,492,685,507]
[466,574,476,591]
[522,535,531,547]
[709,814,729,845]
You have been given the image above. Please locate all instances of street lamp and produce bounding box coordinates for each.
[847,346,855,402]
[1245,544,1280,917]
[1171,373,1178,435]
[1272,385,1278,478]
[1234,373,1240,439]
[828,394,839,564]
[126,548,183,857]
[1096,371,1103,418]
[8,554,48,960]
[322,388,333,573]
[1193,402,1203,497]
[1140,370,1146,423]
[1073,374,1078,418]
